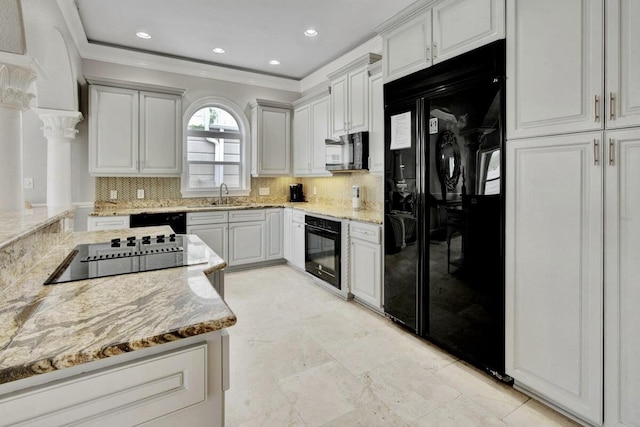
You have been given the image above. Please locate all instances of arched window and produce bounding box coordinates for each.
[181,97,250,197]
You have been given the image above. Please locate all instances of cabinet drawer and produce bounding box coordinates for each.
[228,209,266,223]
[350,221,381,244]
[187,211,229,225]
[291,210,305,224]
[87,215,130,231]
[0,344,207,426]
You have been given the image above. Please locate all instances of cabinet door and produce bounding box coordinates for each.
[606,0,640,129]
[283,209,292,261]
[604,129,640,427]
[293,105,311,176]
[265,209,283,260]
[228,222,265,266]
[187,223,228,262]
[291,221,306,270]
[257,106,291,175]
[505,133,603,424]
[383,10,432,83]
[139,91,182,175]
[347,68,369,133]
[89,85,139,175]
[330,74,349,137]
[432,0,505,64]
[350,238,382,310]
[310,97,331,175]
[506,0,604,139]
[368,71,384,175]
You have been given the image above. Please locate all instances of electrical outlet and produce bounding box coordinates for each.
[313,186,317,195]
[110,190,117,200]
[137,189,145,199]
[23,177,34,189]
[259,187,270,196]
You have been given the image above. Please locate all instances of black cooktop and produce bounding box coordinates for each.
[44,234,209,285]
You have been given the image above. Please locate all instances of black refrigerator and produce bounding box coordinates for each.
[383,41,507,379]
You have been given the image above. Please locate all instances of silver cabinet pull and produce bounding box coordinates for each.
[594,95,600,122]
[610,92,616,120]
[594,139,600,165]
[609,138,615,166]
[426,46,431,61]
[433,42,438,58]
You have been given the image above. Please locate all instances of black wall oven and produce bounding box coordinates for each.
[305,215,341,289]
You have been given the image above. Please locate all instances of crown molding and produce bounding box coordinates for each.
[374,0,437,35]
[84,76,186,96]
[55,0,301,93]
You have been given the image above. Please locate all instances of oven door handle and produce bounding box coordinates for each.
[305,224,340,235]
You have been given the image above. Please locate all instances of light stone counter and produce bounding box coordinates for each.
[0,206,75,250]
[0,225,235,385]
[90,202,383,224]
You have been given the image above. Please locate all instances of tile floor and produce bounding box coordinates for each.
[224,265,580,427]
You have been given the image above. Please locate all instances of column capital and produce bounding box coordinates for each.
[37,109,84,140]
[0,62,36,110]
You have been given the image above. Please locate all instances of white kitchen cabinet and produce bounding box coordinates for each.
[89,83,183,176]
[349,221,382,311]
[604,128,640,427]
[0,332,229,427]
[228,209,266,266]
[506,0,604,139]
[87,215,130,231]
[292,91,331,177]
[251,99,292,176]
[187,211,229,262]
[288,209,306,271]
[506,132,603,425]
[368,62,384,175]
[431,0,505,65]
[283,208,292,261]
[376,0,504,83]
[328,53,381,137]
[379,7,432,83]
[605,0,640,129]
[139,91,182,175]
[265,208,283,260]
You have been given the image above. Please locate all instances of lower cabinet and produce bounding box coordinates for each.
[0,333,229,427]
[228,210,267,267]
[265,209,283,260]
[349,221,382,311]
[506,132,603,424]
[87,215,130,231]
[289,210,306,270]
[187,211,229,262]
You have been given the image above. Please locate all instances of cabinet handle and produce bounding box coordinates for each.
[426,46,431,61]
[594,95,600,122]
[609,92,616,120]
[594,139,600,166]
[433,42,438,58]
[609,138,615,166]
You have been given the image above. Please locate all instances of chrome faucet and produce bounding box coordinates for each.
[219,182,229,205]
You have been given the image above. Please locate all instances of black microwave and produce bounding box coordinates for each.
[325,131,369,171]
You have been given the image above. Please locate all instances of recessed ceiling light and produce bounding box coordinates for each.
[304,29,318,37]
[136,31,151,39]
[269,59,280,66]
[212,47,226,54]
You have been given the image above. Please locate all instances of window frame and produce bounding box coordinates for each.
[181,96,251,198]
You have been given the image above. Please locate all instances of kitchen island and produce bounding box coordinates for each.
[0,223,236,426]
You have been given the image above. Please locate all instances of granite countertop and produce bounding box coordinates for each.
[0,226,235,385]
[90,202,383,225]
[0,206,75,250]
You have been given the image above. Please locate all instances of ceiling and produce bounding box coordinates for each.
[75,0,415,81]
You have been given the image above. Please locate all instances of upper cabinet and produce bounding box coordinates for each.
[88,80,184,177]
[367,62,384,176]
[328,53,381,137]
[292,90,331,177]
[507,0,640,139]
[376,0,505,83]
[251,99,292,176]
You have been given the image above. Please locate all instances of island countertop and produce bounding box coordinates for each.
[0,226,235,385]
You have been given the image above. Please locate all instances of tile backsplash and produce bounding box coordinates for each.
[95,174,383,211]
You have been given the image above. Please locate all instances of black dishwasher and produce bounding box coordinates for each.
[129,212,187,234]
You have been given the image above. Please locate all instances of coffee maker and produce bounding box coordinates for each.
[289,184,304,202]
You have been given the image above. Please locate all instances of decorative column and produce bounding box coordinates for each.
[38,109,83,208]
[0,61,36,211]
